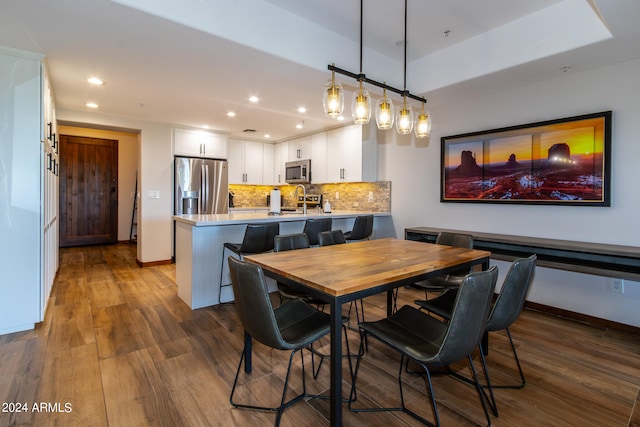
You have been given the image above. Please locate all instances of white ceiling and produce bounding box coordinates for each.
[1,0,639,142]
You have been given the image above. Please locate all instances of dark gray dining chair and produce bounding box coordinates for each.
[273,232,354,380]
[318,229,365,326]
[273,233,315,304]
[219,222,279,303]
[415,255,537,416]
[392,231,474,312]
[317,229,347,246]
[414,231,474,292]
[228,256,332,426]
[349,266,498,427]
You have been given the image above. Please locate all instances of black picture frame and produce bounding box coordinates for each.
[440,111,612,206]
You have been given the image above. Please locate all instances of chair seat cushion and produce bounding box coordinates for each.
[414,289,457,319]
[413,274,464,291]
[359,305,447,364]
[274,299,331,348]
[278,284,325,306]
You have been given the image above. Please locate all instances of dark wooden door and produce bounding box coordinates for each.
[59,135,118,247]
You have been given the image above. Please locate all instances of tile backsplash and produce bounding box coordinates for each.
[229,181,391,212]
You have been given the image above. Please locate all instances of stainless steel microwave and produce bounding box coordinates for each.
[285,159,311,184]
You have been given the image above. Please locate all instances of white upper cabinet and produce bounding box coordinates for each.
[326,123,377,182]
[287,136,311,160]
[274,141,288,185]
[174,128,227,159]
[262,143,275,186]
[228,139,265,185]
[310,132,327,183]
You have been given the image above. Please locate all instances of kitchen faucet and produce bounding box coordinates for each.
[293,184,306,215]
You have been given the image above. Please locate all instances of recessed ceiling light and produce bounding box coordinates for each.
[296,122,304,129]
[86,102,99,108]
[249,96,259,103]
[298,107,307,113]
[87,77,104,85]
[227,111,236,117]
[264,134,271,139]
[202,125,209,129]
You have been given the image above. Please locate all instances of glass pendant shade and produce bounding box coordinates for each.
[395,97,414,134]
[323,70,344,117]
[415,106,431,138]
[351,82,371,124]
[375,87,394,129]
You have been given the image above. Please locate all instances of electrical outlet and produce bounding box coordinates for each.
[368,191,374,202]
[610,278,624,293]
[335,192,339,200]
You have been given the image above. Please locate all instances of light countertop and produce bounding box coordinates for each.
[173,210,390,227]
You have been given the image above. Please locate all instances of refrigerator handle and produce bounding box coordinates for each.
[199,164,205,214]
[204,164,209,212]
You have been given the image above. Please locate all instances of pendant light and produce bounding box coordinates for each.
[395,0,413,134]
[415,102,431,138]
[323,65,344,117]
[351,0,371,124]
[352,81,371,123]
[396,97,413,134]
[375,85,394,129]
[324,0,428,131]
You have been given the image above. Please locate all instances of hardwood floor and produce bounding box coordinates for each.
[1,243,639,426]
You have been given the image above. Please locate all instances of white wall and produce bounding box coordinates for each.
[57,109,173,264]
[378,58,640,327]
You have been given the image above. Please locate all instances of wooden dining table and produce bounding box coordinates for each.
[244,237,491,426]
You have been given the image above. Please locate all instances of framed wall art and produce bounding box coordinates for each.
[441,111,612,206]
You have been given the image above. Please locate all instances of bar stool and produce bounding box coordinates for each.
[218,222,279,303]
[302,217,332,246]
[344,215,373,242]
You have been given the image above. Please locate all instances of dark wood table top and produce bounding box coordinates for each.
[245,238,491,297]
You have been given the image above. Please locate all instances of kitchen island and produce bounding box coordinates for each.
[173,210,393,308]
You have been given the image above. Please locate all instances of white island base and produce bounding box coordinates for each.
[174,211,393,309]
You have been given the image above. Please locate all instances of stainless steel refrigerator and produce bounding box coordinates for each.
[174,156,229,215]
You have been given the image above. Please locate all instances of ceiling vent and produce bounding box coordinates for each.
[243,129,256,133]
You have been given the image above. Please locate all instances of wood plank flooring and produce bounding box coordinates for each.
[1,243,639,426]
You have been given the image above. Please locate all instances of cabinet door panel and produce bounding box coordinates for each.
[311,132,327,183]
[262,143,275,185]
[274,142,288,184]
[341,125,363,182]
[244,141,263,185]
[227,139,245,183]
[326,128,344,182]
[288,136,311,160]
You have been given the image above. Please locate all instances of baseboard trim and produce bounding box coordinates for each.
[136,258,172,267]
[524,301,639,335]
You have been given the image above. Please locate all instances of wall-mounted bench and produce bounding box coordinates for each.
[405,227,640,282]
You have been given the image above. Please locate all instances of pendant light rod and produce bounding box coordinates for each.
[327,64,426,104]
[359,0,363,74]
[403,0,407,89]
